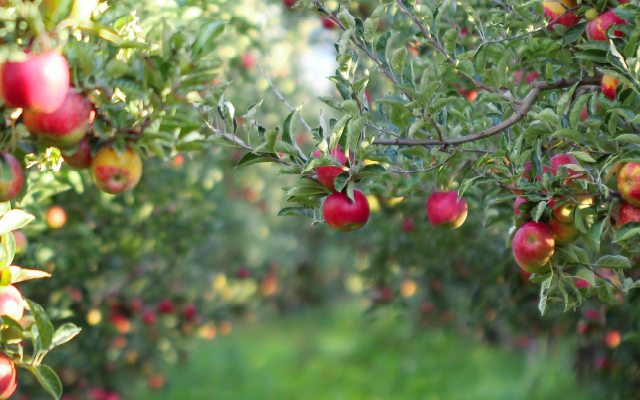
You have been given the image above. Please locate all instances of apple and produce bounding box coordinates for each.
[515,71,539,84]
[322,16,338,29]
[580,108,589,121]
[0,51,69,114]
[241,54,255,69]
[458,88,478,101]
[542,0,580,28]
[23,90,92,149]
[313,148,348,190]
[63,136,93,170]
[323,189,370,232]
[550,154,582,177]
[0,153,24,203]
[236,266,251,279]
[371,286,392,304]
[0,353,16,400]
[514,197,528,215]
[426,191,468,229]
[587,10,628,40]
[618,162,640,206]
[548,218,579,245]
[148,373,165,390]
[549,198,576,223]
[402,218,414,233]
[0,285,24,322]
[601,75,620,100]
[283,0,297,6]
[158,299,174,314]
[522,161,554,181]
[46,206,67,228]
[617,202,640,227]
[575,278,590,288]
[142,311,157,325]
[512,221,555,273]
[12,231,27,256]
[91,146,143,194]
[182,304,197,320]
[604,330,621,348]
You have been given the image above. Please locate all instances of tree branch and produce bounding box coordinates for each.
[373,76,602,147]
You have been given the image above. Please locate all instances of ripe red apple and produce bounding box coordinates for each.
[604,330,621,348]
[322,16,338,29]
[402,218,414,233]
[458,89,478,101]
[0,285,24,321]
[515,71,540,84]
[514,197,528,215]
[46,206,67,228]
[426,191,468,229]
[617,202,640,227]
[550,154,582,177]
[313,148,348,190]
[64,136,93,170]
[512,221,555,273]
[0,353,17,400]
[323,189,370,232]
[575,278,590,288]
[142,311,157,325]
[240,54,255,69]
[618,162,640,207]
[522,161,553,181]
[542,0,580,28]
[580,108,589,121]
[283,0,297,6]
[548,218,579,245]
[601,75,620,100]
[91,146,143,194]
[182,304,197,320]
[0,51,69,114]
[23,90,91,149]
[236,266,251,279]
[587,10,628,40]
[0,153,24,202]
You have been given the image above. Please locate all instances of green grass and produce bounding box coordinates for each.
[137,305,596,400]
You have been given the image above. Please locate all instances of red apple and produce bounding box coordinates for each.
[322,16,338,29]
[64,136,93,170]
[323,189,370,232]
[0,153,23,203]
[601,75,620,100]
[23,90,91,148]
[402,218,414,233]
[426,191,468,229]
[182,304,197,320]
[543,0,580,28]
[158,299,174,314]
[0,51,69,114]
[580,108,589,121]
[512,221,555,273]
[314,148,349,190]
[618,162,640,207]
[0,285,24,321]
[283,0,297,6]
[550,154,582,177]
[617,202,640,227]
[0,353,16,400]
[548,217,579,245]
[575,278,590,288]
[142,311,157,325]
[236,266,251,279]
[587,10,628,40]
[522,161,554,181]
[91,146,143,194]
[514,197,528,215]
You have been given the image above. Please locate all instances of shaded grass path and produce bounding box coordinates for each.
[137,305,596,400]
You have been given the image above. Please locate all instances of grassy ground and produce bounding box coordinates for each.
[137,305,597,400]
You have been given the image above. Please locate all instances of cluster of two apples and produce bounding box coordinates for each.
[0,51,142,197]
[512,154,590,273]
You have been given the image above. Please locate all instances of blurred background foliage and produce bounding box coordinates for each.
[8,0,639,399]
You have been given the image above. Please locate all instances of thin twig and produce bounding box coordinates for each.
[586,265,625,292]
[373,75,602,147]
[257,64,313,133]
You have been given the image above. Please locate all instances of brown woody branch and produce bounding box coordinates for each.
[373,76,602,147]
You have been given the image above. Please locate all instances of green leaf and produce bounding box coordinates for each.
[30,364,62,400]
[9,266,51,284]
[615,221,640,241]
[569,151,596,164]
[532,201,547,222]
[576,267,596,287]
[347,117,366,160]
[192,20,227,58]
[551,128,581,142]
[589,218,606,243]
[27,299,54,350]
[539,275,553,315]
[0,210,35,237]
[574,206,587,233]
[598,285,614,305]
[363,3,390,42]
[596,255,631,269]
[50,323,82,349]
[443,28,459,56]
[235,153,274,168]
[278,207,315,218]
[570,94,590,129]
